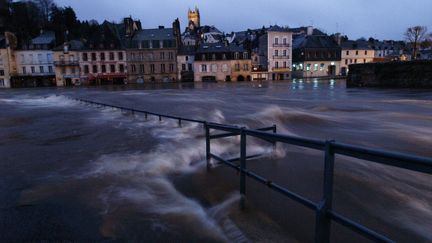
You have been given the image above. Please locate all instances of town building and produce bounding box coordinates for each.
[13,31,56,87]
[127,22,180,83]
[79,21,128,85]
[177,46,195,81]
[194,42,251,82]
[256,25,293,80]
[340,40,375,75]
[53,40,83,86]
[292,32,342,78]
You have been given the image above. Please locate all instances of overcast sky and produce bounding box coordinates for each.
[55,0,432,40]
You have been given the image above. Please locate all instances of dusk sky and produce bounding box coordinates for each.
[55,0,432,40]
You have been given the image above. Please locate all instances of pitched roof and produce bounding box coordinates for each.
[293,34,340,49]
[267,25,291,32]
[133,28,175,41]
[53,40,84,51]
[341,40,372,50]
[32,31,55,45]
[196,42,245,53]
[178,45,196,55]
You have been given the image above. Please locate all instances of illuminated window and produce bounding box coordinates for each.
[314,63,318,71]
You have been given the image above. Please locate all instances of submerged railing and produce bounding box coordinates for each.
[72,97,432,243]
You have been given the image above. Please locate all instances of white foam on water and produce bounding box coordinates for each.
[0,94,76,108]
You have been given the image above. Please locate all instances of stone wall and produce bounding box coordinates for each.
[347,61,432,88]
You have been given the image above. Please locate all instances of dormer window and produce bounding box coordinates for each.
[212,54,216,60]
[202,54,206,60]
[243,52,248,59]
[275,38,279,44]
[234,52,239,59]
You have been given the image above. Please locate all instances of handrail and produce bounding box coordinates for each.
[72,97,431,243]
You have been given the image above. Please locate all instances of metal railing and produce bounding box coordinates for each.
[205,122,432,243]
[72,98,432,243]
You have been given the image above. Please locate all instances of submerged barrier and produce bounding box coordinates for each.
[72,97,432,243]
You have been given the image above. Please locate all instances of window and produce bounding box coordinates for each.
[101,65,106,73]
[118,52,124,60]
[188,63,193,71]
[39,66,44,73]
[314,63,318,71]
[274,37,279,44]
[202,54,206,61]
[110,64,115,73]
[320,63,325,71]
[283,62,287,68]
[235,63,240,71]
[160,52,165,60]
[31,66,35,73]
[169,64,174,73]
[283,50,287,56]
[365,51,368,55]
[168,52,174,60]
[150,64,155,73]
[119,64,125,73]
[274,50,278,56]
[355,51,359,55]
[222,64,228,72]
[48,66,53,73]
[47,54,52,62]
[283,38,287,44]
[354,59,358,64]
[275,62,279,68]
[244,64,249,71]
[222,54,227,60]
[161,64,166,73]
[109,52,114,60]
[0,70,4,76]
[234,52,239,59]
[100,52,105,61]
[346,51,349,55]
[22,67,27,74]
[0,58,3,65]
[345,59,348,65]
[243,52,248,59]
[92,65,98,73]
[84,65,89,74]
[212,54,216,60]
[38,54,43,63]
[363,59,366,63]
[211,64,217,72]
[71,67,76,74]
[201,64,207,72]
[131,64,136,73]
[91,53,96,61]
[0,79,4,87]
[185,56,189,61]
[306,63,311,71]
[182,64,186,71]
[140,64,144,74]
[61,67,66,74]
[83,53,88,61]
[69,55,75,62]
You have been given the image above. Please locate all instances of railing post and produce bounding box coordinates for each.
[240,127,247,209]
[178,119,182,127]
[315,140,335,243]
[272,124,277,147]
[159,115,162,122]
[145,112,148,120]
[205,122,211,171]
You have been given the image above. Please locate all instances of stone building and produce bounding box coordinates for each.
[53,40,83,86]
[194,43,251,82]
[187,7,200,31]
[292,33,342,78]
[13,31,56,87]
[127,25,179,83]
[340,40,375,76]
[79,21,128,85]
[177,46,195,81]
[256,25,293,80]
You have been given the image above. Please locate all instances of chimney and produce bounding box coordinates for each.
[334,33,342,45]
[306,26,313,36]
[158,26,165,29]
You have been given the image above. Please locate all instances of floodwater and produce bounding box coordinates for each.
[0,80,431,242]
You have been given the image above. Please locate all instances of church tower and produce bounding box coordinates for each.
[187,7,200,31]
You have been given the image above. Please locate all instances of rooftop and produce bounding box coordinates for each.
[32,31,55,45]
[133,28,175,41]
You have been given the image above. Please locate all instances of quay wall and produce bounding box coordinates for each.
[347,61,432,88]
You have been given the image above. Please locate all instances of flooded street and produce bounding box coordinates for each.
[0,80,431,242]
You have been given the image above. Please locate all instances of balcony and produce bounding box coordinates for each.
[272,55,290,59]
[272,67,290,72]
[273,43,290,47]
[54,60,79,66]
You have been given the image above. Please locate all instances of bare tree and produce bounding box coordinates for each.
[33,0,55,26]
[405,26,428,60]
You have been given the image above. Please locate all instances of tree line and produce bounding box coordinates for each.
[0,0,103,47]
